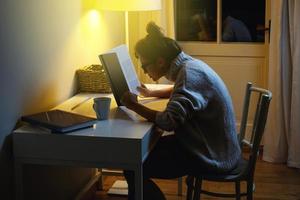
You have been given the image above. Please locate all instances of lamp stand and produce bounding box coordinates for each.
[125,11,129,47]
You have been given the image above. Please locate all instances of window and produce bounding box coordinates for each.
[175,0,266,43]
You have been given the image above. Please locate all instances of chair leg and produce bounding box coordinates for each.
[235,181,241,200]
[186,176,195,200]
[193,178,202,200]
[247,180,253,200]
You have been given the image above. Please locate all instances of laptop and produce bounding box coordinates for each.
[99,45,141,106]
[21,109,97,133]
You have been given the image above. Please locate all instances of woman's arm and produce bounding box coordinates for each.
[127,102,158,122]
[121,91,158,122]
[137,84,173,98]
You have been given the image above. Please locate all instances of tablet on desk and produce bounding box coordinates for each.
[21,109,97,133]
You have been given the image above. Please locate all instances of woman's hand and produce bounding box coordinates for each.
[137,83,153,97]
[137,83,173,98]
[121,91,138,109]
[121,90,158,122]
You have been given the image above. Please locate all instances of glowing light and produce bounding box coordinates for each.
[87,9,100,28]
[97,0,161,11]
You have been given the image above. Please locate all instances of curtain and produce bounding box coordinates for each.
[263,0,300,168]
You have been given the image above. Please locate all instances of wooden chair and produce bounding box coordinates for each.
[186,82,272,200]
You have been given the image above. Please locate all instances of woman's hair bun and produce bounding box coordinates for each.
[146,21,164,38]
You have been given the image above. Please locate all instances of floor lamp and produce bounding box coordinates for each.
[98,0,162,47]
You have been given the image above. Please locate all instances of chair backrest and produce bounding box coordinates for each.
[238,82,272,177]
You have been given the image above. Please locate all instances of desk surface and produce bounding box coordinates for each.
[13,84,170,165]
[15,84,169,139]
[13,84,171,200]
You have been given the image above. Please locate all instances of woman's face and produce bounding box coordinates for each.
[138,55,167,81]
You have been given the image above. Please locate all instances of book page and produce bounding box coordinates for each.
[109,45,141,95]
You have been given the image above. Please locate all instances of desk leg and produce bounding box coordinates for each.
[134,165,143,200]
[178,177,183,196]
[97,168,104,190]
[14,160,23,200]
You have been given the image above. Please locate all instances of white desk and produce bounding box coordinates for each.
[13,85,169,200]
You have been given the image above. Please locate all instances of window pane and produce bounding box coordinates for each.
[222,0,266,42]
[175,0,217,41]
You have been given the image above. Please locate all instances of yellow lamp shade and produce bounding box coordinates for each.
[98,0,161,11]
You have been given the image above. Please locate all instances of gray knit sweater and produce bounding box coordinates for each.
[156,52,241,172]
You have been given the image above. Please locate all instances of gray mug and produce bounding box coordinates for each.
[93,97,111,120]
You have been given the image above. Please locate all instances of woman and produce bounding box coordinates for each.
[121,22,241,200]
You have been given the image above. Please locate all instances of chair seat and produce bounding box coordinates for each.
[193,158,248,182]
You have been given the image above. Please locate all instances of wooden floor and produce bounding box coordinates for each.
[91,157,300,200]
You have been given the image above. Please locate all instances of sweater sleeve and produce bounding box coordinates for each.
[155,68,209,131]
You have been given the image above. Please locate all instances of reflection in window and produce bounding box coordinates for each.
[222,0,265,42]
[175,0,217,41]
[175,0,266,43]
[222,16,252,42]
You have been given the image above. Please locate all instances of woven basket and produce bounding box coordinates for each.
[76,65,111,93]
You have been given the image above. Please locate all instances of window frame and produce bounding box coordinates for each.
[174,0,268,45]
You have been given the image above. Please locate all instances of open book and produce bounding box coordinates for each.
[99,45,141,106]
[109,45,141,95]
